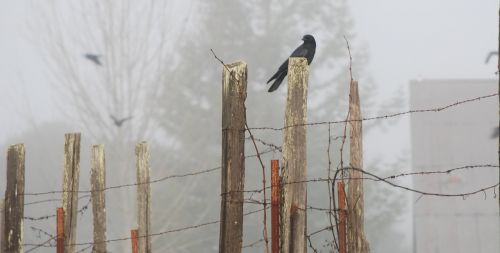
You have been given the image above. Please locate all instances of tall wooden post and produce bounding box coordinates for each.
[136,142,152,253]
[280,57,309,253]
[62,133,81,253]
[91,145,107,253]
[3,144,25,253]
[219,61,247,253]
[347,80,370,252]
[271,160,280,253]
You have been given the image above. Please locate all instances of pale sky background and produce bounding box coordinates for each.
[0,0,498,251]
[1,0,497,146]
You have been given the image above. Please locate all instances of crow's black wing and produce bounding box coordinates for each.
[290,44,309,58]
[267,44,308,83]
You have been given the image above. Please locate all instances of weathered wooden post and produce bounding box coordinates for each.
[0,199,4,253]
[4,144,25,253]
[219,61,247,253]
[91,145,107,253]
[136,142,152,253]
[62,133,81,253]
[280,57,309,253]
[271,160,280,253]
[346,80,370,252]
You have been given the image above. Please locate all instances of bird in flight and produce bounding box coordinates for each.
[491,127,499,138]
[485,51,498,64]
[267,34,316,92]
[110,114,133,127]
[84,53,103,66]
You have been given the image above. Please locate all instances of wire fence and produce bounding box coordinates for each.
[2,91,498,253]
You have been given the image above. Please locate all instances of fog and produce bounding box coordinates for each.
[0,1,498,252]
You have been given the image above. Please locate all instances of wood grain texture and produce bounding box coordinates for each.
[91,145,107,253]
[136,142,152,253]
[62,133,81,253]
[4,144,25,253]
[219,61,247,253]
[347,80,370,253]
[280,57,308,253]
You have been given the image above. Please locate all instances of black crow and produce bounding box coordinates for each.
[485,51,498,64]
[84,53,103,66]
[110,114,133,127]
[267,34,316,92]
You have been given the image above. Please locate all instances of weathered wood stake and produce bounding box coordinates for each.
[91,145,107,253]
[4,144,25,253]
[136,142,152,253]
[271,160,280,253]
[280,57,309,253]
[62,133,81,253]
[347,80,370,252]
[0,199,4,253]
[219,61,247,253]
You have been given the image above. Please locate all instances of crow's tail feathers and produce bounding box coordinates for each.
[267,71,287,92]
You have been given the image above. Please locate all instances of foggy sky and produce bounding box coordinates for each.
[0,0,498,252]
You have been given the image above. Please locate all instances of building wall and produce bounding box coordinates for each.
[410,79,499,253]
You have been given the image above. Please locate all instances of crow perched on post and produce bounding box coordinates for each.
[84,53,103,66]
[266,34,316,92]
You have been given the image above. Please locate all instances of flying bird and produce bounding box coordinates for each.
[266,34,316,92]
[491,127,499,139]
[110,114,133,127]
[84,53,103,66]
[485,51,498,64]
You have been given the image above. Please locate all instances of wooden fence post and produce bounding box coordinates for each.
[131,229,139,253]
[136,142,152,253]
[337,182,346,253]
[62,133,81,253]
[347,80,370,252]
[57,208,64,253]
[280,57,309,253]
[219,61,247,253]
[4,144,25,253]
[0,199,4,253]
[91,145,107,253]
[271,160,280,253]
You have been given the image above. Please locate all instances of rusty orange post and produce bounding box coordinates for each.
[271,160,280,253]
[56,208,64,253]
[131,229,139,253]
[337,182,346,253]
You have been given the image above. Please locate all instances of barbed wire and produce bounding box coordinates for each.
[11,55,499,251]
[24,195,92,221]
[219,165,499,199]
[23,206,269,249]
[23,148,277,197]
[14,92,496,200]
[247,93,498,131]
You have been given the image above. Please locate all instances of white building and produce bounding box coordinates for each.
[410,79,499,253]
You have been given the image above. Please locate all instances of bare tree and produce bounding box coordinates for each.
[31,1,214,252]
